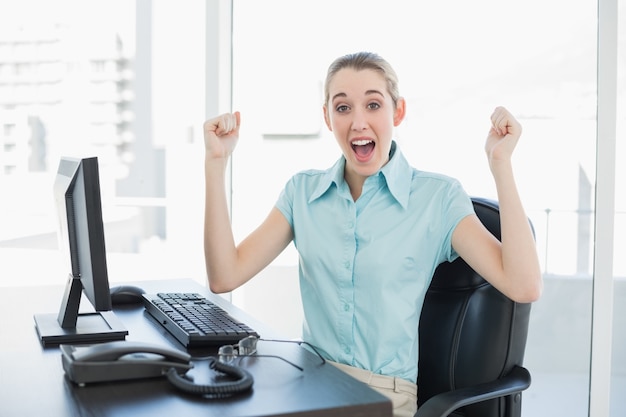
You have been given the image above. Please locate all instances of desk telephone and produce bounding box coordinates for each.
[61,341,254,397]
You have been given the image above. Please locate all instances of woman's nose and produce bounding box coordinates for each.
[350,109,368,131]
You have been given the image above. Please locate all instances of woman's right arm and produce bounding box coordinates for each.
[203,112,293,293]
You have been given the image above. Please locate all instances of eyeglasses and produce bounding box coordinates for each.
[217,336,326,371]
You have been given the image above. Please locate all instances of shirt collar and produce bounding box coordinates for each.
[309,141,412,209]
[380,141,411,209]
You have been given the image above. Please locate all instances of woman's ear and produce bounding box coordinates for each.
[393,97,406,127]
[323,105,333,131]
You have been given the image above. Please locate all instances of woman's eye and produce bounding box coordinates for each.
[367,102,381,110]
[336,105,349,113]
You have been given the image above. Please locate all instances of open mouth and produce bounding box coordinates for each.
[351,139,375,161]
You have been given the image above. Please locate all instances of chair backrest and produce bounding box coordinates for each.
[417,197,532,417]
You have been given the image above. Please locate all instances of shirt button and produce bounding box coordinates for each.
[343,303,350,312]
[344,261,350,269]
[344,346,351,354]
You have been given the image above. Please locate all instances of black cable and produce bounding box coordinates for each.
[165,358,253,397]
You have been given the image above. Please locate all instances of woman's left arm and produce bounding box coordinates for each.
[452,106,543,303]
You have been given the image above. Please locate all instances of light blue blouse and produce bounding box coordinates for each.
[275,142,474,383]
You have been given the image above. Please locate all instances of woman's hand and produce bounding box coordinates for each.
[203,111,241,160]
[485,106,521,171]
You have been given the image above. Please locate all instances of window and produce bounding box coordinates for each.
[0,0,206,287]
[230,1,621,415]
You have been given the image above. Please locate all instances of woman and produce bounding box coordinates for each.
[203,51,542,417]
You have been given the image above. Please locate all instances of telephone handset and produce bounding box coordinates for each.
[61,341,192,385]
[61,340,254,397]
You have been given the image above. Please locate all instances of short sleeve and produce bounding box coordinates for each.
[442,180,475,262]
[275,176,295,228]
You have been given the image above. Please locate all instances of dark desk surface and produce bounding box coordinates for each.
[0,279,391,417]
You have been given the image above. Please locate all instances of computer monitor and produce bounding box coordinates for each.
[34,156,127,346]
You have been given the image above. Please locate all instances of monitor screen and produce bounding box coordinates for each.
[56,156,111,310]
[34,156,127,346]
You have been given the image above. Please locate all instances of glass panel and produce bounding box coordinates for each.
[611,1,625,415]
[0,0,207,288]
[232,1,598,415]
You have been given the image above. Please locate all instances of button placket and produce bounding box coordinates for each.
[337,202,357,362]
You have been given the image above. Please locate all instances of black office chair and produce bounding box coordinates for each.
[415,197,533,417]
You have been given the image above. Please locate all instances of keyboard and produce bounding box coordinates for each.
[142,293,260,347]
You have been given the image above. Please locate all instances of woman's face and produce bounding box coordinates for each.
[324,68,405,182]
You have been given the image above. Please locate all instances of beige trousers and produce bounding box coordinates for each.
[330,361,418,417]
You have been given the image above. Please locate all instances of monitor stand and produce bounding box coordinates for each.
[34,311,128,347]
[34,274,128,347]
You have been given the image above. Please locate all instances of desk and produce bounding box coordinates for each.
[0,279,391,417]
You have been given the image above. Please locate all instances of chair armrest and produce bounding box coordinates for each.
[414,366,531,417]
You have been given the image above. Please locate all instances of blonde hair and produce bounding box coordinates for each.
[324,51,400,108]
